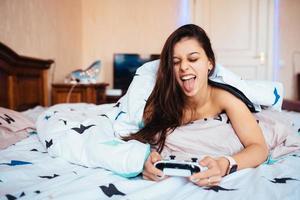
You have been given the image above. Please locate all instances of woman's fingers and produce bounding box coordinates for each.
[146,153,164,174]
[142,151,165,181]
[208,176,222,185]
[191,175,222,186]
[199,156,218,169]
[191,157,219,178]
[189,156,223,187]
[143,170,165,181]
[150,151,162,163]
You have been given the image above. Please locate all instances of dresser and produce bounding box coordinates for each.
[52,83,109,105]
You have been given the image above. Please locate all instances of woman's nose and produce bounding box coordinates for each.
[180,62,189,71]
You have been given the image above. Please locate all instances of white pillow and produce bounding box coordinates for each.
[113,60,159,136]
[113,60,284,136]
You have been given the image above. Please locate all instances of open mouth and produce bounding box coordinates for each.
[180,75,196,93]
[180,75,196,82]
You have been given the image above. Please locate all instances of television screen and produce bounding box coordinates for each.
[113,53,160,92]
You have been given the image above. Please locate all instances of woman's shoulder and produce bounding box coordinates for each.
[211,86,243,110]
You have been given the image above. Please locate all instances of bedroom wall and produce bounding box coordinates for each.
[82,0,300,100]
[0,0,82,84]
[81,0,191,87]
[279,0,300,99]
[1,0,298,100]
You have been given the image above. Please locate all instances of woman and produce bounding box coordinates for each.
[123,24,268,187]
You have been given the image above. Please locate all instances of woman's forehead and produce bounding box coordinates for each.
[173,38,204,57]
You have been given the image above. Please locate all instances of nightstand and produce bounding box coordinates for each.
[52,83,109,105]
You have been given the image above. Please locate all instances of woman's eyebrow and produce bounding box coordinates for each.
[188,52,200,56]
[173,52,200,59]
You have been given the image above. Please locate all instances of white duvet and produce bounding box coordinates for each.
[36,103,150,178]
[1,123,300,199]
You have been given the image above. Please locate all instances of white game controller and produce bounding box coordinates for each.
[154,155,208,177]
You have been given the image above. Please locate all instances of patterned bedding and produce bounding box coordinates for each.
[1,103,300,200]
[1,135,300,199]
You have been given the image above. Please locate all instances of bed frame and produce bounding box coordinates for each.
[282,99,300,112]
[282,73,300,112]
[0,42,54,111]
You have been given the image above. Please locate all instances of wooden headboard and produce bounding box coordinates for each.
[281,73,300,112]
[0,42,54,111]
[282,99,300,112]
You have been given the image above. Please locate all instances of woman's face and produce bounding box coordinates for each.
[173,37,213,97]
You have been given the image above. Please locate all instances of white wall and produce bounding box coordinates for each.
[1,0,299,99]
[81,0,300,99]
[279,0,300,99]
[81,0,189,87]
[0,0,82,83]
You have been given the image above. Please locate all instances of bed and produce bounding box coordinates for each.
[1,43,300,200]
[0,42,53,111]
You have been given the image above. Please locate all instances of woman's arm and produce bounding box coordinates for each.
[219,89,269,172]
[189,89,268,187]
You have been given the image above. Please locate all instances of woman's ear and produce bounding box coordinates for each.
[208,60,213,71]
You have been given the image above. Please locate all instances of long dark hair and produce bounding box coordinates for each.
[123,24,216,153]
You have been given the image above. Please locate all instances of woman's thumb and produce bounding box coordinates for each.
[151,152,161,163]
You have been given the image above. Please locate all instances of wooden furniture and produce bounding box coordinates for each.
[106,95,122,103]
[282,99,300,112]
[0,42,53,111]
[52,83,109,105]
[282,74,300,111]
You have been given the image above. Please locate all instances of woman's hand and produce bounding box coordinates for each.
[142,151,166,181]
[189,156,229,187]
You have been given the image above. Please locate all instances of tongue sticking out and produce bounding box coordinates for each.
[182,78,195,93]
